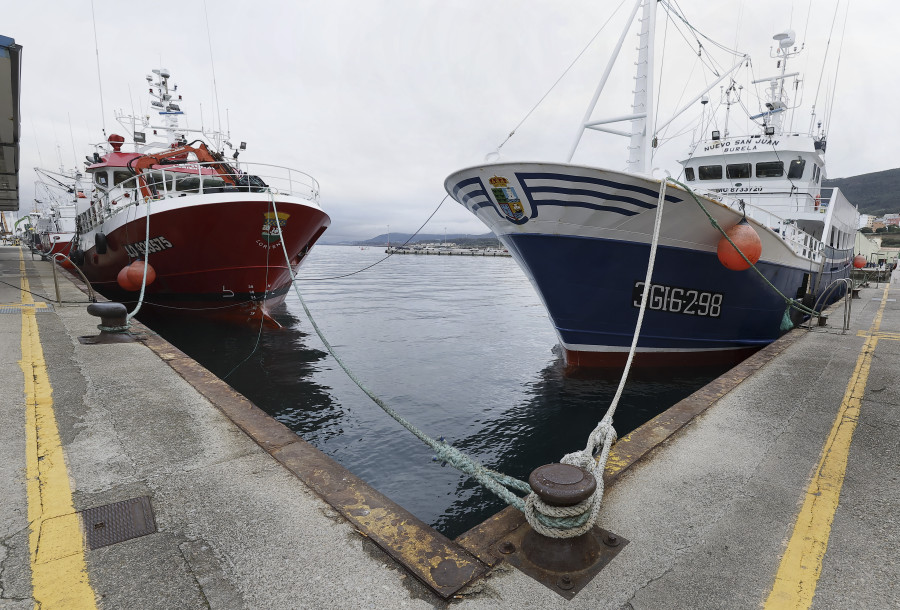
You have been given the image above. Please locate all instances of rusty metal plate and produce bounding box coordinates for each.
[82,496,157,550]
[78,332,136,344]
[272,441,487,598]
[494,526,628,600]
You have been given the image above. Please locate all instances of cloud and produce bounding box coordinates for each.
[6,0,893,235]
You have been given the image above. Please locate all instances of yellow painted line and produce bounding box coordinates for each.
[765,282,891,609]
[856,329,900,341]
[18,251,98,609]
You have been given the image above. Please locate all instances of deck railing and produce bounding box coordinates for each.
[77,162,321,232]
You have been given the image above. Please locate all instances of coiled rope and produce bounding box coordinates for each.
[267,177,670,538]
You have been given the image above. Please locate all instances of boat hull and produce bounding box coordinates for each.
[446,162,851,369]
[74,194,329,323]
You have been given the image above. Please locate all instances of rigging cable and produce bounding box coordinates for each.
[493,0,630,153]
[301,194,448,281]
[89,0,107,136]
[823,1,850,136]
[809,0,842,132]
[202,0,224,141]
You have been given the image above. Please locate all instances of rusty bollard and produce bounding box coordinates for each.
[521,463,603,574]
[497,464,628,598]
[79,302,135,344]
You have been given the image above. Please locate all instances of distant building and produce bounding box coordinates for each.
[884,217,900,227]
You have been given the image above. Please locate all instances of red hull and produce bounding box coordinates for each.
[563,345,761,372]
[75,198,329,323]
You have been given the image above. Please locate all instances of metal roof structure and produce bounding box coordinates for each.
[0,35,22,212]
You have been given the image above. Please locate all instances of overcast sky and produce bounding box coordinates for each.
[5,0,892,241]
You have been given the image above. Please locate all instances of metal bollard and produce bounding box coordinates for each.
[78,302,135,344]
[493,463,628,599]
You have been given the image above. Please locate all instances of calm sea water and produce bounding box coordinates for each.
[139,245,730,539]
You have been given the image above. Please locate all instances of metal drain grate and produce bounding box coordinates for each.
[81,496,157,550]
[0,303,55,314]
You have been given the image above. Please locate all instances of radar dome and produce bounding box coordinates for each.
[773,30,795,49]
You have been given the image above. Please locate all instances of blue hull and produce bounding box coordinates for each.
[445,162,855,369]
[502,232,849,367]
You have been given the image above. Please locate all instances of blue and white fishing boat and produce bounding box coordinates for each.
[445,0,857,370]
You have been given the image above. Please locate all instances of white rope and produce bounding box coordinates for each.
[523,176,670,538]
[267,179,672,539]
[126,198,151,322]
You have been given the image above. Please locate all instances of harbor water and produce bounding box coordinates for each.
[139,245,731,538]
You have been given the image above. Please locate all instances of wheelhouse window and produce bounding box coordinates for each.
[93,172,109,188]
[144,171,174,194]
[726,163,751,179]
[113,171,133,186]
[698,165,723,180]
[174,175,201,193]
[788,159,806,179]
[756,161,784,177]
[684,167,695,181]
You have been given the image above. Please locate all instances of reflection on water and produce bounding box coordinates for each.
[138,246,731,539]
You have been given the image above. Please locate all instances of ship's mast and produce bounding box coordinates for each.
[750,30,799,136]
[566,0,748,171]
[626,0,656,174]
[148,68,185,146]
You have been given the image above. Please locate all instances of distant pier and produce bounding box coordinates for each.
[385,245,510,257]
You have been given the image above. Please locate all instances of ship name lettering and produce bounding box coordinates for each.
[703,138,780,152]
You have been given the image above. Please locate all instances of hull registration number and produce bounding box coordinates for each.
[632,282,723,318]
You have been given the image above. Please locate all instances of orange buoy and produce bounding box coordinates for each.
[117,265,141,291]
[717,218,762,271]
[852,255,867,269]
[126,260,157,287]
[60,256,75,270]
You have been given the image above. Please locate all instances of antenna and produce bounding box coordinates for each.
[203,0,224,142]
[68,113,78,171]
[90,0,107,135]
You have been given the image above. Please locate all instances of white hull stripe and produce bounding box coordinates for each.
[451,177,492,212]
[451,172,684,219]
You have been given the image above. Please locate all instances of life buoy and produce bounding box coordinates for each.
[814,194,821,210]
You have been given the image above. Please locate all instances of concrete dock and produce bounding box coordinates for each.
[2,243,897,609]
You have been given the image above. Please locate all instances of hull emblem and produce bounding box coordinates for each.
[489,176,526,222]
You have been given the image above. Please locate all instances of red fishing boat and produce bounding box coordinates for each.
[68,68,330,324]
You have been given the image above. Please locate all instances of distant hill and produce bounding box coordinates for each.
[824,168,900,216]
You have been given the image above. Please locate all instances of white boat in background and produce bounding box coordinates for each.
[31,174,80,258]
[445,0,857,370]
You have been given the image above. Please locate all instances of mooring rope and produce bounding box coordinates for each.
[126,198,152,322]
[266,189,541,517]
[267,177,673,538]
[522,176,671,538]
[671,178,821,320]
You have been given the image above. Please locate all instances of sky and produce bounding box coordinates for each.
[4,0,894,241]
